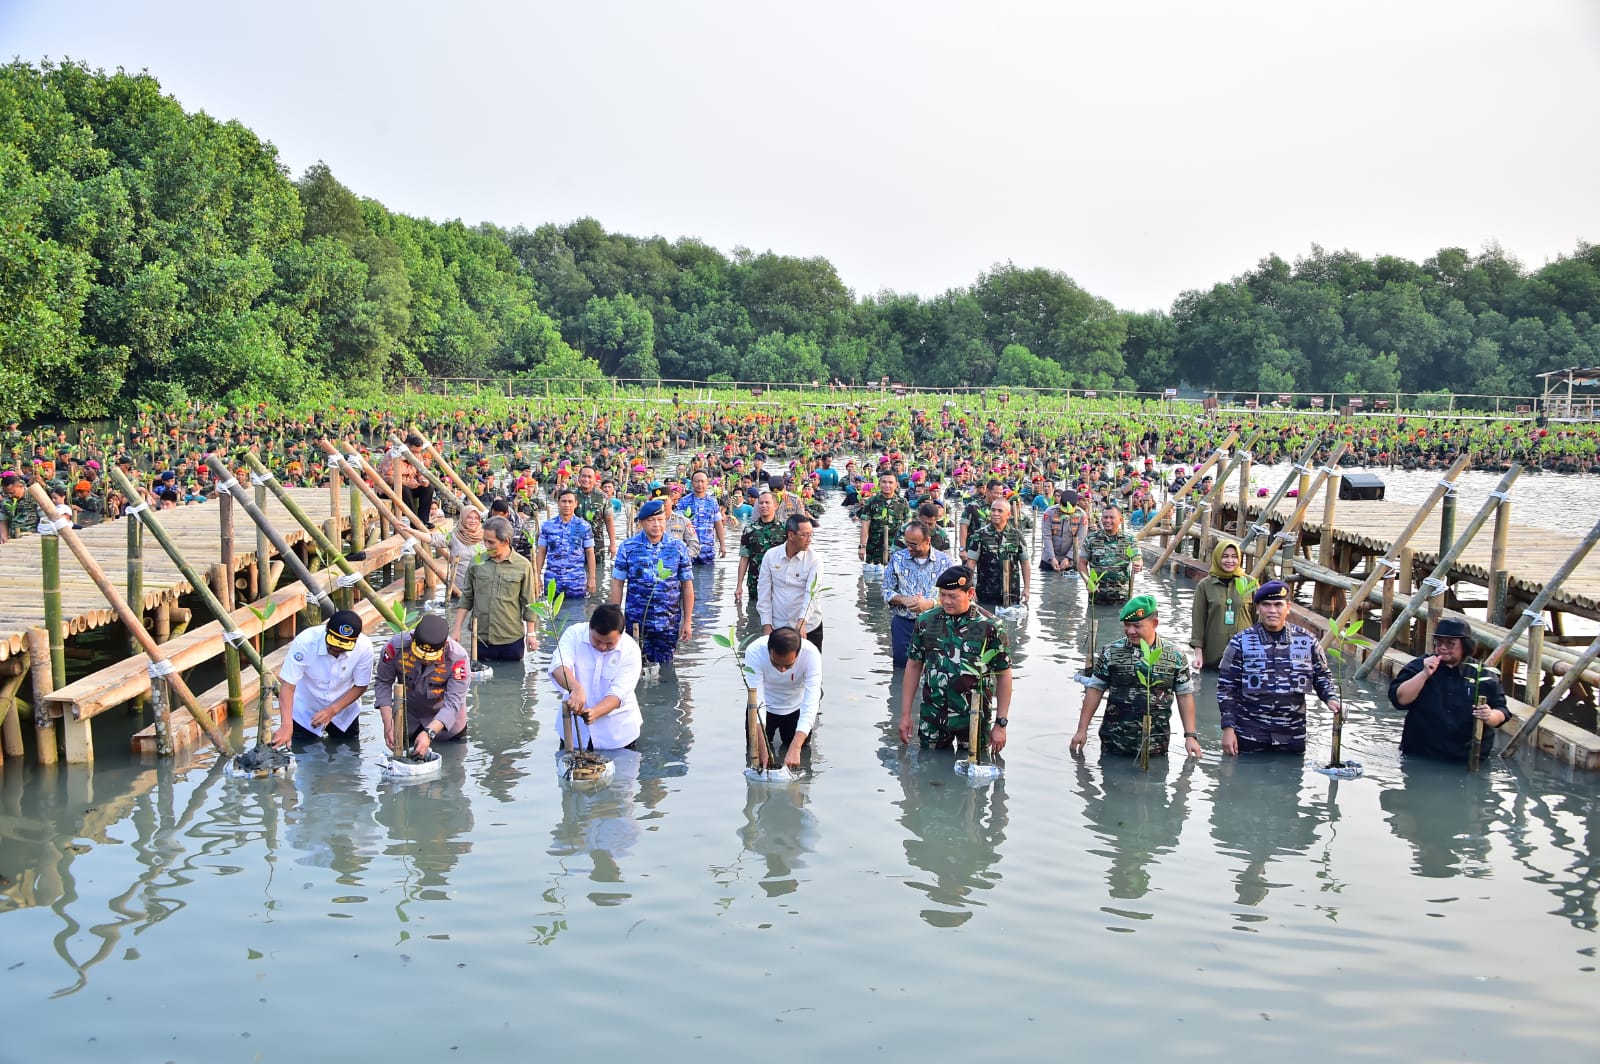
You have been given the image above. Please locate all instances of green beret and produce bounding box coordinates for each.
[1120,595,1158,622]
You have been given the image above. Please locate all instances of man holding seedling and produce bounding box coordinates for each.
[897,566,1014,754]
[610,497,695,665]
[1078,503,1142,605]
[374,613,470,757]
[1071,596,1202,758]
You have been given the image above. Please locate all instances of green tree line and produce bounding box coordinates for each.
[3,60,1598,423]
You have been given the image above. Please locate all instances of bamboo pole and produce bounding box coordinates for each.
[1501,629,1600,757]
[27,628,57,765]
[1355,465,1524,680]
[349,478,366,554]
[306,445,448,583]
[1525,621,1545,708]
[1235,437,1323,565]
[1150,432,1262,570]
[1488,493,1512,626]
[24,483,232,757]
[1315,468,1342,612]
[107,468,277,684]
[325,442,438,551]
[219,491,242,719]
[1318,452,1472,650]
[1478,514,1600,667]
[388,433,477,516]
[232,452,412,628]
[1134,430,1241,542]
[202,456,338,617]
[127,494,144,654]
[39,501,67,687]
[254,473,270,598]
[1235,452,1252,536]
[0,668,23,762]
[746,688,763,769]
[410,427,487,514]
[1247,443,1351,584]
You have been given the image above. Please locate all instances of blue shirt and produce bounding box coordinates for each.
[882,546,957,620]
[611,532,694,630]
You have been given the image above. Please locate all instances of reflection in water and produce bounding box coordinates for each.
[1380,761,1502,879]
[548,748,643,908]
[1208,757,1320,909]
[1075,755,1195,903]
[888,740,1010,928]
[374,747,474,897]
[284,742,382,884]
[735,782,820,897]
[471,666,540,804]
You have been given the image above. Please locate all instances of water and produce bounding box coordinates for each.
[1,498,1597,1062]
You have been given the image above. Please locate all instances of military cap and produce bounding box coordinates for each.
[1253,579,1291,604]
[325,609,362,651]
[935,565,974,591]
[1119,595,1158,622]
[412,614,449,661]
[635,498,665,521]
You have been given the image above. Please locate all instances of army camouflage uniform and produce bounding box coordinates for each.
[739,518,787,601]
[859,493,910,565]
[964,523,1029,607]
[1216,623,1336,751]
[1,492,41,539]
[575,489,612,572]
[1085,637,1195,756]
[1081,529,1139,605]
[907,605,1012,749]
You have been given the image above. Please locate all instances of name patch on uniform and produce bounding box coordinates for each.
[452,660,469,682]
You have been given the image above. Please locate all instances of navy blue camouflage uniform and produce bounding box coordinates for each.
[1216,622,1336,752]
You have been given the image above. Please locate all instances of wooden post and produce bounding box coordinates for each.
[349,480,366,554]
[1487,494,1511,626]
[328,460,343,549]
[0,666,24,762]
[1525,618,1545,707]
[1319,453,1472,649]
[23,483,232,757]
[1247,443,1350,584]
[1235,453,1252,536]
[27,628,58,765]
[1503,629,1600,757]
[127,497,145,654]
[219,491,241,720]
[1355,465,1523,680]
[1316,469,1341,613]
[1134,430,1243,542]
[40,509,67,687]
[254,476,270,598]
[1439,487,1457,561]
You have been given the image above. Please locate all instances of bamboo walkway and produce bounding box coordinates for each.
[0,489,352,662]
[1216,496,1600,621]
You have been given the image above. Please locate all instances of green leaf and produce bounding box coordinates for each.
[711,633,733,649]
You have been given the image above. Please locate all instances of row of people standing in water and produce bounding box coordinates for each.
[267,454,1515,775]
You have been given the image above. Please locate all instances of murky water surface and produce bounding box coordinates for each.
[1,486,1596,1062]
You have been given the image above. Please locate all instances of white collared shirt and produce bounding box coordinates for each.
[550,623,643,749]
[744,637,823,736]
[757,545,824,632]
[280,624,374,734]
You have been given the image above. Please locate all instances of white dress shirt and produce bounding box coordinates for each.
[280,625,374,734]
[757,545,824,632]
[549,623,643,749]
[744,637,823,736]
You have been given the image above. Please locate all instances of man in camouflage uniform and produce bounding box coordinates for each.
[609,498,695,665]
[1216,580,1339,754]
[0,474,41,543]
[959,479,1007,553]
[857,472,910,567]
[574,465,616,585]
[535,487,597,599]
[897,566,1014,754]
[1071,595,1202,758]
[1078,504,1143,605]
[736,490,786,606]
[965,500,1030,608]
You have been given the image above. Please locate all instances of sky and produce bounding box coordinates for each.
[5,0,1599,311]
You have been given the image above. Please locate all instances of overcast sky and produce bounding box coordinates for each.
[6,0,1598,311]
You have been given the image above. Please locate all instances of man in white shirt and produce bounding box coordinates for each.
[272,609,374,745]
[744,627,823,771]
[758,513,825,650]
[548,604,643,751]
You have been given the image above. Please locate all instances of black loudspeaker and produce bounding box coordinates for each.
[1339,472,1386,501]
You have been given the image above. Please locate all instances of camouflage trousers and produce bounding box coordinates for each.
[1100,706,1171,757]
[626,615,681,665]
[918,700,991,750]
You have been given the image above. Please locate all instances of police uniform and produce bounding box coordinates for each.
[1084,597,1196,756]
[1216,581,1336,752]
[907,569,1012,749]
[374,622,471,742]
[1081,527,1139,604]
[279,613,374,740]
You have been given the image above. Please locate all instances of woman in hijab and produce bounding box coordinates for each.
[444,507,485,598]
[1188,541,1255,669]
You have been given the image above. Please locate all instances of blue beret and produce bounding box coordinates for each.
[1253,579,1290,604]
[636,498,665,521]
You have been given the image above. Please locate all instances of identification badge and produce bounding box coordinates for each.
[1223,609,1235,626]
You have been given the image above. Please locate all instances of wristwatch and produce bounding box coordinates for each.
[993,717,1009,728]
[1183,731,1200,739]
[427,726,441,740]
